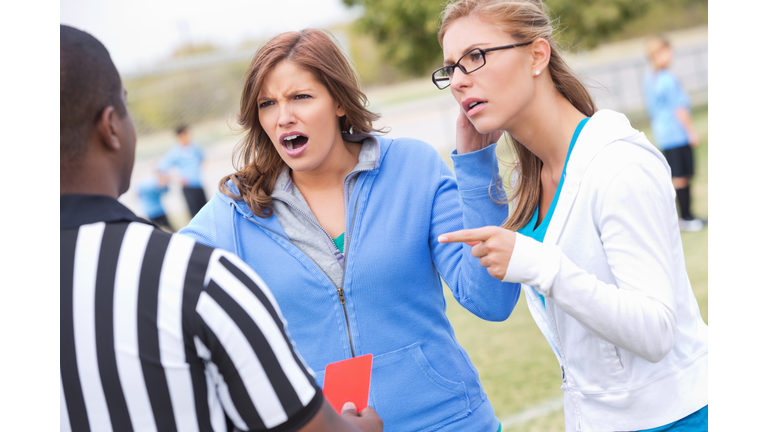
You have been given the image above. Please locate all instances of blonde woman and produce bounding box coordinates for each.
[435,1,708,430]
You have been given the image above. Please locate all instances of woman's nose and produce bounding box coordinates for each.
[450,67,472,91]
[278,105,296,128]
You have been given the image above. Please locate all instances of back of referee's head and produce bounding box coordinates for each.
[60,24,136,198]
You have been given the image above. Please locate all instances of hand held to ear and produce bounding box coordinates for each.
[455,111,503,154]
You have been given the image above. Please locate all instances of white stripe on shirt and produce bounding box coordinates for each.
[113,222,157,432]
[214,250,287,327]
[195,336,239,432]
[73,222,113,432]
[208,254,316,405]
[157,234,200,432]
[214,251,315,379]
[196,292,289,428]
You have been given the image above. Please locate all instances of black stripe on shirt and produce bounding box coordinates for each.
[60,227,91,432]
[267,390,324,432]
[136,229,177,431]
[198,309,267,431]
[205,279,304,416]
[94,222,133,432]
[219,256,315,385]
[181,242,215,432]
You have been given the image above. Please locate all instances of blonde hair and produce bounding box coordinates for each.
[646,34,670,55]
[438,0,596,231]
[220,29,382,218]
[646,34,671,70]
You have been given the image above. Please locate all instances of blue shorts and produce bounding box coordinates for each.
[636,405,708,431]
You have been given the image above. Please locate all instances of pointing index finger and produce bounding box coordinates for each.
[438,227,494,244]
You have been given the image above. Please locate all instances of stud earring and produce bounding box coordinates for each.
[535,70,540,76]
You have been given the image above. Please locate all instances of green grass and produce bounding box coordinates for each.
[442,107,708,430]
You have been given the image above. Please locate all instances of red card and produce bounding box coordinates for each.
[322,354,373,414]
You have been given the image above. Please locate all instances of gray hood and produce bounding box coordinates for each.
[270,135,380,288]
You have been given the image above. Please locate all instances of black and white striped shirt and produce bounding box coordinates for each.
[60,195,322,432]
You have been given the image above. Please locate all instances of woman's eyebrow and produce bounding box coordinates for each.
[444,42,491,65]
[256,91,273,103]
[289,88,314,95]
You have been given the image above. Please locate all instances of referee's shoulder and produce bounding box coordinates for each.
[111,221,272,308]
[148,223,271,297]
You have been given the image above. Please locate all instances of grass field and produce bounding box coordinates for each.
[442,106,709,430]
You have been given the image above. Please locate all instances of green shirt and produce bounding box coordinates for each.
[332,232,344,253]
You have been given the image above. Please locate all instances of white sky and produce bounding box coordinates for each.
[60,0,359,74]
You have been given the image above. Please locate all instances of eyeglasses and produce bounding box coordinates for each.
[432,41,533,90]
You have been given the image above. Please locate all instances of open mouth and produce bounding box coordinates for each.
[464,99,489,117]
[281,133,309,150]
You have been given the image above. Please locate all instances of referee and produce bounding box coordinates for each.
[60,25,382,432]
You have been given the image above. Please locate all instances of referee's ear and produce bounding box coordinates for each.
[95,105,122,153]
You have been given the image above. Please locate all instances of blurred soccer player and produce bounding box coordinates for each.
[644,35,704,232]
[158,124,207,218]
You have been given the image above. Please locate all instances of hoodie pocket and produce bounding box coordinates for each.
[575,338,628,394]
[369,342,470,432]
[599,338,624,371]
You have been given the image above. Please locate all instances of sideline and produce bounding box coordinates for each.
[500,397,563,431]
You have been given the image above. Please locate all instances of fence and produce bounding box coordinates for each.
[574,42,708,120]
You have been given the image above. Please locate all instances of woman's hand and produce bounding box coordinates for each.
[455,111,503,154]
[438,226,517,280]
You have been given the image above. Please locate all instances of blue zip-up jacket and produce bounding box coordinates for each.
[180,136,521,431]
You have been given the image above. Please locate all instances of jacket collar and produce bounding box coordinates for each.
[271,134,380,201]
[566,109,663,178]
[543,109,666,244]
[221,135,382,220]
[60,194,152,230]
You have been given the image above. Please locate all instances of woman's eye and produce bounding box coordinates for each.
[470,52,483,61]
[258,101,273,109]
[295,94,311,100]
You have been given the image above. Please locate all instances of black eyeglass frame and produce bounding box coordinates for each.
[432,41,533,90]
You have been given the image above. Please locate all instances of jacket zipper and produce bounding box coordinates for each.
[548,293,583,431]
[337,195,360,357]
[262,166,369,359]
[246,207,357,357]
[335,168,368,358]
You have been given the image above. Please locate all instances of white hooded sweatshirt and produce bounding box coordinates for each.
[503,109,708,431]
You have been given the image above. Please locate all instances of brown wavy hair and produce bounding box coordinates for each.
[220,28,383,218]
[438,0,596,231]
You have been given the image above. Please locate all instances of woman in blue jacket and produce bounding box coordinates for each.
[180,29,519,432]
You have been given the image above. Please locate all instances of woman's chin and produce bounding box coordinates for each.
[283,158,321,175]
[470,119,500,135]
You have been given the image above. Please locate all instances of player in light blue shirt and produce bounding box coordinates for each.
[157,125,207,217]
[137,173,173,231]
[643,35,703,232]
